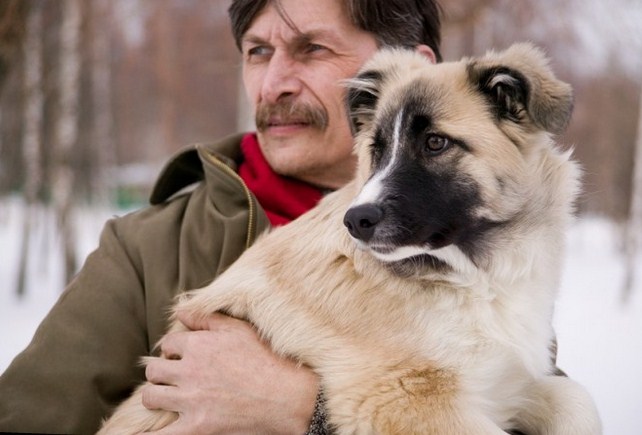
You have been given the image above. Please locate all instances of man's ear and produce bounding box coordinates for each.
[415,44,437,64]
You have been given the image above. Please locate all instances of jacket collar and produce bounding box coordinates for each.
[149,133,246,205]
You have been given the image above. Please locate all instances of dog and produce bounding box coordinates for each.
[99,43,601,434]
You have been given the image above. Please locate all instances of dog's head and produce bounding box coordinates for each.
[343,43,576,276]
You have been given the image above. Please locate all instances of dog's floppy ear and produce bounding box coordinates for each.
[468,43,573,135]
[345,48,432,136]
[345,69,384,135]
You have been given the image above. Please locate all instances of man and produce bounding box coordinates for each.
[0,0,441,433]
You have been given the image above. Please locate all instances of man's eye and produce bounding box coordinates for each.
[305,43,326,54]
[246,46,271,57]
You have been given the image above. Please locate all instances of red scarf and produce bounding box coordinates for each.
[238,133,323,226]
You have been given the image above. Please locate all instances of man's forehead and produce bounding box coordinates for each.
[243,27,345,47]
[242,0,354,45]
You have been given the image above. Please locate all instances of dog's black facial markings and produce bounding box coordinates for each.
[374,161,507,269]
[410,114,431,137]
[369,129,388,169]
[388,160,482,245]
[457,217,509,267]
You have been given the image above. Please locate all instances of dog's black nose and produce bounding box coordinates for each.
[343,204,383,242]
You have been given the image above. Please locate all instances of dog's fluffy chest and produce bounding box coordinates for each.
[253,229,552,378]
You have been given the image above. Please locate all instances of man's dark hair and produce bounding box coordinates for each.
[228,0,443,62]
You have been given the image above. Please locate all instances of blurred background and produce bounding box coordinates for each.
[0,0,640,433]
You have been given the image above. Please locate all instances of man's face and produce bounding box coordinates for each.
[241,0,379,189]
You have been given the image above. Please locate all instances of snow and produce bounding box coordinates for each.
[0,198,122,365]
[1,197,641,433]
[554,218,642,435]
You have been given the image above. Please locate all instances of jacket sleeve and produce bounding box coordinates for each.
[0,218,150,435]
[305,389,333,435]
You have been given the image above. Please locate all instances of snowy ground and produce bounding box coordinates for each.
[1,196,641,434]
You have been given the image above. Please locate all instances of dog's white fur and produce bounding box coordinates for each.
[100,44,601,434]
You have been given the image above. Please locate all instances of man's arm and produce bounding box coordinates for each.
[0,219,149,434]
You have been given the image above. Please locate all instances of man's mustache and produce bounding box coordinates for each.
[255,101,328,131]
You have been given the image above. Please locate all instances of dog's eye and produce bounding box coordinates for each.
[425,134,451,155]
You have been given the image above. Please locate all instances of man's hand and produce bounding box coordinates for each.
[141,312,319,435]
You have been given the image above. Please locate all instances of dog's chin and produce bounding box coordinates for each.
[352,242,448,276]
[355,240,480,278]
[368,244,432,263]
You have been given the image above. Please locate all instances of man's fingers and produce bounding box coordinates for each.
[143,419,189,435]
[158,331,193,359]
[145,356,181,385]
[140,383,182,412]
[176,309,249,332]
[175,309,212,331]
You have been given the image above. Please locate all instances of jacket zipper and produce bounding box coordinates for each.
[198,145,257,249]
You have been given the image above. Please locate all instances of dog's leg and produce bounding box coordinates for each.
[512,376,602,435]
[327,365,509,435]
[365,401,509,435]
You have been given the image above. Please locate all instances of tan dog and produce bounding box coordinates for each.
[100,43,601,434]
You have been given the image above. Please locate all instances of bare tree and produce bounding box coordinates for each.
[153,0,178,157]
[90,0,116,205]
[622,88,642,301]
[51,0,82,284]
[0,0,29,195]
[16,0,44,297]
[0,0,28,91]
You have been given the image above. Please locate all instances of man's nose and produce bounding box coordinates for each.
[260,52,302,104]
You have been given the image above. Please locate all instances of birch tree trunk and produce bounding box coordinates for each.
[16,0,44,297]
[90,0,115,205]
[154,1,177,157]
[0,0,28,91]
[52,0,81,285]
[622,88,642,302]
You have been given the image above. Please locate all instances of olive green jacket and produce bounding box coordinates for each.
[0,133,271,434]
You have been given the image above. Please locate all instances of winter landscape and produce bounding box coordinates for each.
[1,197,641,434]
